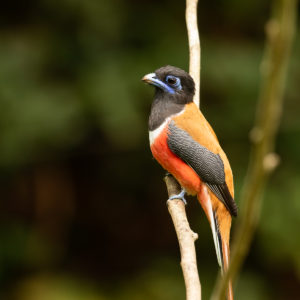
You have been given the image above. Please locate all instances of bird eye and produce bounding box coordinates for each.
[166,75,180,88]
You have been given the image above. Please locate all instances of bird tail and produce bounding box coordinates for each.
[197,187,233,300]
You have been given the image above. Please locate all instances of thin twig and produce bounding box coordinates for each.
[163,0,201,299]
[211,1,298,299]
[165,175,201,300]
[186,0,201,107]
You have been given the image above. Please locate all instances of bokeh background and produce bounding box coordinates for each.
[0,0,299,299]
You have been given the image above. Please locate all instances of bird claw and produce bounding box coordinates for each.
[168,188,187,205]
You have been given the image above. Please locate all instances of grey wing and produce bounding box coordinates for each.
[167,121,237,216]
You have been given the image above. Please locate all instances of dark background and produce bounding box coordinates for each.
[0,0,299,299]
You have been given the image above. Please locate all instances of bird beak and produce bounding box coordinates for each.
[142,73,158,85]
[142,72,173,93]
[142,72,176,94]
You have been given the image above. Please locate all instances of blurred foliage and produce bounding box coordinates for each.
[0,0,299,299]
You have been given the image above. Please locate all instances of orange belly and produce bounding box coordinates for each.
[150,126,202,195]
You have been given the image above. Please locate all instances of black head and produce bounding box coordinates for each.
[143,66,195,130]
[142,65,195,104]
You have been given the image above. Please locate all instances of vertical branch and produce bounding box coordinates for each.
[186,0,201,107]
[211,0,298,299]
[165,175,201,300]
[164,1,201,299]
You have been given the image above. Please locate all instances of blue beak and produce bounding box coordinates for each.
[142,73,175,94]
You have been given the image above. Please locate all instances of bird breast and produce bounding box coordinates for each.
[149,121,202,195]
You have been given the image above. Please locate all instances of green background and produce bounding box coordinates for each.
[0,0,299,299]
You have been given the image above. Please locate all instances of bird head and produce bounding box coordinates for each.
[142,65,195,104]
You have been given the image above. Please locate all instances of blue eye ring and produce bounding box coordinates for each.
[166,75,181,89]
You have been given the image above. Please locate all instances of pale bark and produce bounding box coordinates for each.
[163,1,201,299]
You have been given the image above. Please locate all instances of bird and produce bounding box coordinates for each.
[142,65,237,300]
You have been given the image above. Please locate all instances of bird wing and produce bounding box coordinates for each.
[167,120,237,216]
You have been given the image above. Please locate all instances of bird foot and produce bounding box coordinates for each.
[168,188,187,205]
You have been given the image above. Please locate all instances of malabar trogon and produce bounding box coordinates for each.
[142,65,237,300]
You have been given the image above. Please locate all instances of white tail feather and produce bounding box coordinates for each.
[204,189,223,269]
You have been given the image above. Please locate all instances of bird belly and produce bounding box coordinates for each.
[150,126,202,195]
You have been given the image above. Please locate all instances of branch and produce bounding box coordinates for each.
[211,1,298,299]
[165,175,201,300]
[186,0,201,107]
[163,1,201,299]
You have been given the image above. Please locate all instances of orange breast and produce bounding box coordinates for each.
[150,125,202,195]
